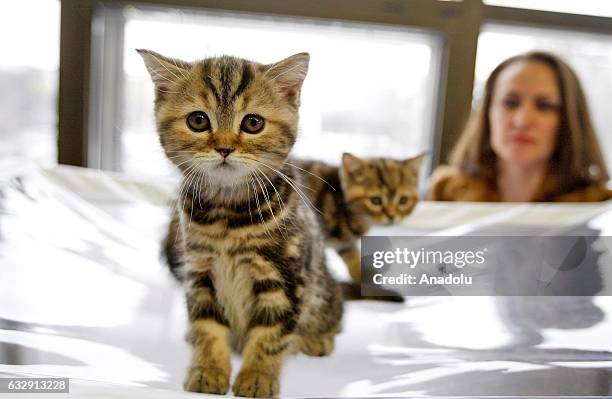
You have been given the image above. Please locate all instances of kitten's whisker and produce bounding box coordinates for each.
[284,161,336,192]
[172,158,197,169]
[256,161,316,210]
[246,172,254,224]
[176,163,198,207]
[253,170,286,239]
[176,164,200,230]
[195,169,205,209]
[264,170,296,233]
[252,174,272,238]
[177,166,195,214]
[184,167,203,232]
[229,176,241,204]
[252,159,322,215]
[204,171,212,197]
[252,165,294,234]
[163,152,202,167]
[174,175,191,233]
[277,171,322,215]
[185,177,196,232]
[171,155,210,175]
[171,163,198,248]
[241,157,313,192]
[248,172,273,239]
[165,154,195,161]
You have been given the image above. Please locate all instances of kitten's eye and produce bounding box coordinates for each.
[370,196,382,206]
[241,114,265,134]
[399,195,409,205]
[187,111,211,132]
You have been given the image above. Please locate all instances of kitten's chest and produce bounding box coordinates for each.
[211,253,253,347]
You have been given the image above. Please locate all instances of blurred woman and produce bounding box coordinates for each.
[428,51,612,202]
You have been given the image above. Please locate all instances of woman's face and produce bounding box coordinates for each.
[489,60,561,168]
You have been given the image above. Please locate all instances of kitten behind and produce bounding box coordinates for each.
[339,153,424,226]
[297,153,425,300]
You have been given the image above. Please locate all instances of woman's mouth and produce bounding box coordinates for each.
[510,134,535,145]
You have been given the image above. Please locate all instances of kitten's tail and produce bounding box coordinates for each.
[340,282,405,303]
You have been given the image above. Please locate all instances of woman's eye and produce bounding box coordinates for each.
[502,99,519,109]
[536,101,560,112]
[370,196,382,206]
[186,111,211,132]
[399,195,409,205]
[241,114,265,134]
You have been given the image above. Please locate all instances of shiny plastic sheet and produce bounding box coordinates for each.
[1,166,611,397]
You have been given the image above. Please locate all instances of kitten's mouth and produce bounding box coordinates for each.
[217,159,233,169]
[207,158,250,184]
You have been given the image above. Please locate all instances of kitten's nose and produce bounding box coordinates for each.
[215,147,235,158]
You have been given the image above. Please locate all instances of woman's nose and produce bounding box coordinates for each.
[512,103,536,127]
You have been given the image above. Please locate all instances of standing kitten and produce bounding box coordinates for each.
[139,49,342,397]
[296,153,424,298]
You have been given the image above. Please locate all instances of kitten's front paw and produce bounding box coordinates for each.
[183,365,229,395]
[232,369,279,398]
[300,334,334,357]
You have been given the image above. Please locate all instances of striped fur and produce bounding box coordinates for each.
[297,153,424,296]
[139,49,342,398]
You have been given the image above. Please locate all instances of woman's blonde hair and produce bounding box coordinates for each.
[449,51,609,198]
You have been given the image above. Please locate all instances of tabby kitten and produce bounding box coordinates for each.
[138,49,342,398]
[297,153,424,291]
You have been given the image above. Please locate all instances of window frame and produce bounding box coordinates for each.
[58,0,612,171]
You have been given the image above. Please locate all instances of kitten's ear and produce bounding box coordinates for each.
[341,153,366,178]
[403,153,427,177]
[265,52,310,104]
[136,49,190,89]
